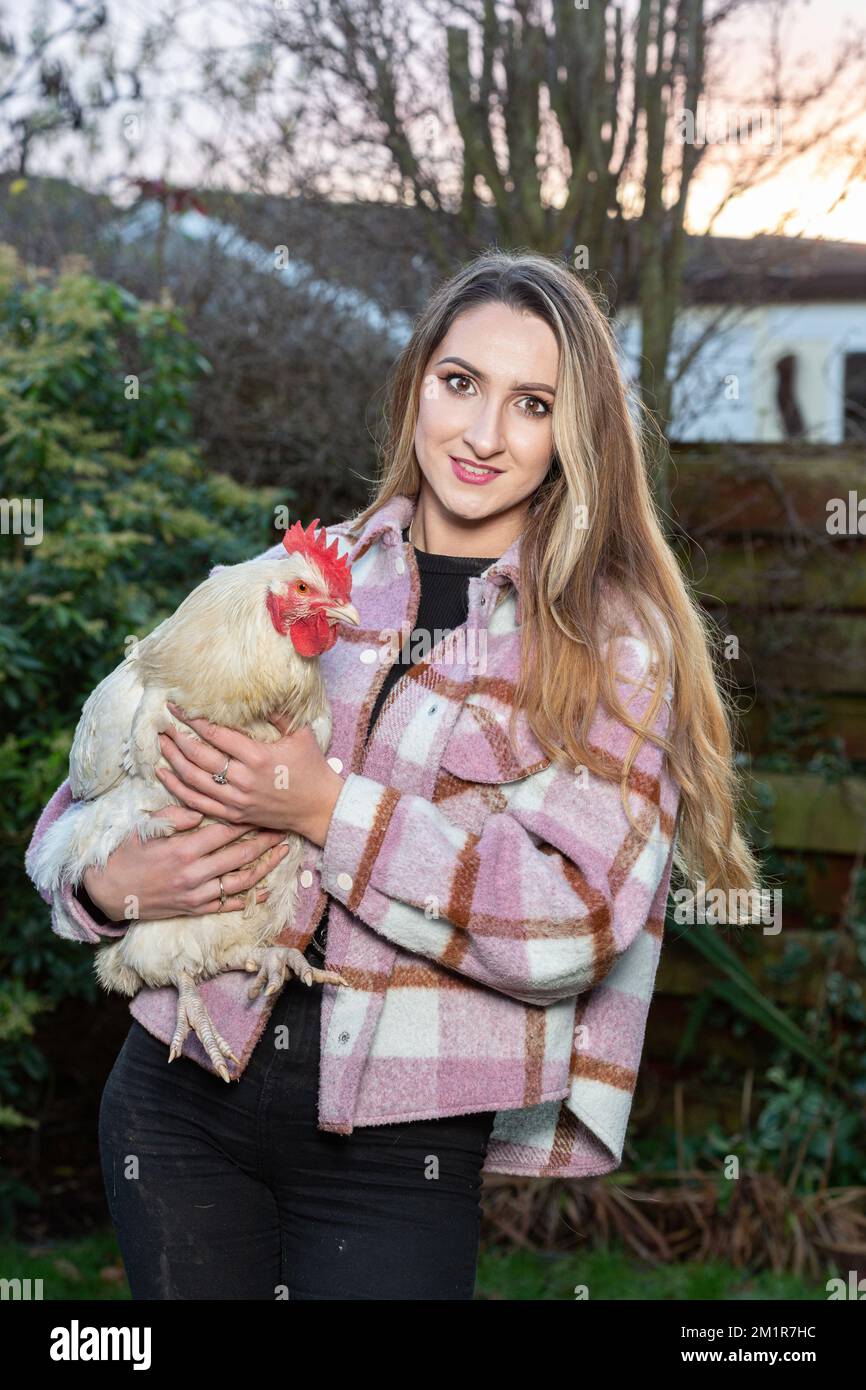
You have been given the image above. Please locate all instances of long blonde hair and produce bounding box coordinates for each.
[349,249,758,895]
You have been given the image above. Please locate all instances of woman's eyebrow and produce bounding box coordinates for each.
[435,355,556,395]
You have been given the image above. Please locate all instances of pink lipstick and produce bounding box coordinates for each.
[450,456,503,486]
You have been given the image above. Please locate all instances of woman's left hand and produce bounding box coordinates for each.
[156,702,345,846]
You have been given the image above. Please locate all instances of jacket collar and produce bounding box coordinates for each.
[347,492,522,592]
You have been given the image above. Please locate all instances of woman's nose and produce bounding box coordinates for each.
[463,398,505,456]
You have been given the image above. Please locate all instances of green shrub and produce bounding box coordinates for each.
[0,244,289,1231]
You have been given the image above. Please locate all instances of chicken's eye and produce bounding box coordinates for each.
[295,581,309,594]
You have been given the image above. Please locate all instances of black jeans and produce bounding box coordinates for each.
[98,955,496,1300]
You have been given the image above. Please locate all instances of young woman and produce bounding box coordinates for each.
[26,249,757,1300]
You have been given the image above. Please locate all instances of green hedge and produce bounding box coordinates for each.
[0,245,291,1229]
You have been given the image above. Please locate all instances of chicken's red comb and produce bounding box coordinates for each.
[281,518,352,599]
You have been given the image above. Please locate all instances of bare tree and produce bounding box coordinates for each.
[11,2,859,514]
[191,0,866,511]
[0,0,176,178]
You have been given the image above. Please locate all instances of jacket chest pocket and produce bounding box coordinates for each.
[438,696,551,785]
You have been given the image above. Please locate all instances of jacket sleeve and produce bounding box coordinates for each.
[24,781,131,944]
[320,638,680,1007]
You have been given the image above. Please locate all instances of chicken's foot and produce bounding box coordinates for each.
[221,943,349,1000]
[168,968,240,1083]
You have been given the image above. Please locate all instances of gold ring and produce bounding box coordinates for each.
[218,876,226,911]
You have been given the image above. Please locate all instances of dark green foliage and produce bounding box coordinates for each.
[0,245,289,1226]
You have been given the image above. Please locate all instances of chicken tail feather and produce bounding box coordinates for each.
[94,942,143,997]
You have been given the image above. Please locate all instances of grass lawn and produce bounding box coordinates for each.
[476,1247,829,1300]
[0,1231,129,1301]
[1,1232,829,1301]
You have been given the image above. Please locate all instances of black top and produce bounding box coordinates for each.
[365,526,497,738]
[77,525,500,958]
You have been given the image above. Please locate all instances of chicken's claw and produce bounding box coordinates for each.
[168,969,240,1082]
[238,944,349,1000]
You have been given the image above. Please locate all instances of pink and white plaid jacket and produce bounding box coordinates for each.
[25,491,680,1178]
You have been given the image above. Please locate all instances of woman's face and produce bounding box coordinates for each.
[414,301,559,530]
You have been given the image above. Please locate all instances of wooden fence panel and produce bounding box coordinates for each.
[641,444,865,1140]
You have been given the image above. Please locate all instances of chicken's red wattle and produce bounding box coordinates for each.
[290,610,338,657]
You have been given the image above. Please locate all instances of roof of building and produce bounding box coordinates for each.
[4,176,866,311]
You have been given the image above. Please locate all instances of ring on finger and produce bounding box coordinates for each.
[218,876,226,911]
[213,755,231,786]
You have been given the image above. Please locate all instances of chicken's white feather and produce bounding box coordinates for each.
[28,542,355,1067]
[68,653,147,801]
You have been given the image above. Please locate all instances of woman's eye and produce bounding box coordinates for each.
[444,373,548,418]
[444,372,474,395]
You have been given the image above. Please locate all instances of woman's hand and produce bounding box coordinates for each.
[81,804,292,922]
[155,703,345,846]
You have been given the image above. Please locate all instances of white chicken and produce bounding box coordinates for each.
[26,519,360,1080]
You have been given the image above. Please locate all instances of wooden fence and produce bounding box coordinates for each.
[643,443,866,1137]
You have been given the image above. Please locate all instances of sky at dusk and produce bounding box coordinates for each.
[9,0,866,246]
[684,0,866,242]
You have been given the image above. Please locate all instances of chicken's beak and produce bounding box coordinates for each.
[325,600,361,627]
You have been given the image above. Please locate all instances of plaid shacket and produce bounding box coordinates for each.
[25,492,680,1178]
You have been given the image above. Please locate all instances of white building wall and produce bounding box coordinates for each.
[615,302,866,444]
